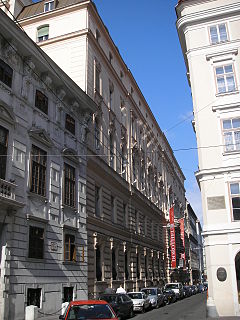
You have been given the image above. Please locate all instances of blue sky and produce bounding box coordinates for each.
[94,0,203,224]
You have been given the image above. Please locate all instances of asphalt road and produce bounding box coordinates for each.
[133,292,207,320]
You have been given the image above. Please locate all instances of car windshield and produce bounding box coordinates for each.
[66,304,115,320]
[142,289,156,296]
[165,284,178,289]
[100,296,117,303]
[128,293,142,299]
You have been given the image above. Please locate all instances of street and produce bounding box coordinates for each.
[133,293,207,320]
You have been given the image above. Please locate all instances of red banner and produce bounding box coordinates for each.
[169,206,176,269]
[179,218,186,261]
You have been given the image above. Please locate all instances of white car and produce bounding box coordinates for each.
[127,292,150,313]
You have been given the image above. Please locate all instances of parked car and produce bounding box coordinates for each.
[164,283,184,300]
[141,287,165,308]
[190,285,198,295]
[59,300,118,320]
[99,293,134,319]
[197,283,205,293]
[128,291,150,313]
[183,285,192,298]
[162,289,177,305]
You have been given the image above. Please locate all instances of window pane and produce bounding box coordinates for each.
[232,197,240,220]
[219,24,227,42]
[216,67,224,75]
[230,183,240,195]
[224,65,233,73]
[224,132,234,151]
[210,26,218,44]
[232,119,240,129]
[223,120,232,130]
[234,131,240,150]
[217,76,226,93]
[226,75,235,92]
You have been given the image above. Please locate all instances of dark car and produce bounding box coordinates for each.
[59,300,118,320]
[183,285,192,298]
[141,287,165,308]
[162,289,177,305]
[99,293,134,319]
[197,284,205,293]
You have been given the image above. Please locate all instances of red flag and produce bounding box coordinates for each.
[179,218,186,261]
[169,206,176,269]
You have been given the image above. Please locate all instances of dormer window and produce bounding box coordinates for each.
[44,1,54,12]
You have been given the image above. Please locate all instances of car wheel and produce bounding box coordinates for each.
[165,299,170,306]
[129,307,134,318]
[142,306,145,313]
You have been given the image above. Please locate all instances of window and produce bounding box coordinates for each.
[96,245,102,281]
[215,64,236,94]
[95,185,100,216]
[64,163,75,207]
[65,114,75,135]
[27,288,42,308]
[109,52,113,64]
[64,234,76,262]
[96,29,100,43]
[63,287,73,303]
[125,250,129,280]
[109,133,114,168]
[223,118,240,152]
[111,196,115,223]
[95,62,101,93]
[37,25,49,42]
[28,226,44,259]
[95,118,100,150]
[35,90,48,114]
[152,256,155,278]
[30,145,47,197]
[136,253,140,279]
[112,248,117,280]
[0,125,8,180]
[230,183,240,221]
[109,86,113,110]
[210,24,228,44]
[44,1,54,12]
[0,59,13,88]
[145,254,148,279]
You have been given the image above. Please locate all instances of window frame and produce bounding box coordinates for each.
[27,288,42,308]
[64,233,77,262]
[37,25,49,42]
[209,23,228,45]
[214,63,237,94]
[30,144,47,197]
[0,125,8,180]
[65,113,75,135]
[63,163,76,208]
[222,117,240,153]
[44,0,54,12]
[229,182,240,222]
[0,59,13,88]
[35,89,48,114]
[28,225,45,260]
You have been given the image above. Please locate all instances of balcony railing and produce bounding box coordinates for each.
[0,178,24,209]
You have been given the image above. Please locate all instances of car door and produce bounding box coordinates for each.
[121,294,131,316]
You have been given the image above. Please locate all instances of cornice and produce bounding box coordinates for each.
[195,164,240,180]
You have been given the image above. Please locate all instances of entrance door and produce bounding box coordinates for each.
[235,252,240,303]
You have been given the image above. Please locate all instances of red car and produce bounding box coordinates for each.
[59,300,118,320]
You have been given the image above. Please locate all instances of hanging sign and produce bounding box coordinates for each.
[169,206,176,269]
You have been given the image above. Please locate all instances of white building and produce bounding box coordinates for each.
[176,0,240,317]
[0,9,96,320]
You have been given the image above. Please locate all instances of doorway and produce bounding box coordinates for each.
[235,251,240,303]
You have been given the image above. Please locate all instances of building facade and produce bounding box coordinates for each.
[176,0,240,316]
[9,0,187,297]
[0,9,96,320]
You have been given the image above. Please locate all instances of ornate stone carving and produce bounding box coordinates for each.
[80,112,92,142]
[3,41,19,65]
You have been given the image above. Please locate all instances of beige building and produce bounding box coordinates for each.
[176,0,240,317]
[1,0,186,299]
[0,8,97,320]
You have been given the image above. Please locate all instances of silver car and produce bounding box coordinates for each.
[128,292,150,313]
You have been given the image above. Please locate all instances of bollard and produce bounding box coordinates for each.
[25,305,38,320]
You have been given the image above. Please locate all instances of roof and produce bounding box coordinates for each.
[17,0,87,20]
[70,300,108,306]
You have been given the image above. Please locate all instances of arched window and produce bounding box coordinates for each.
[37,25,49,42]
